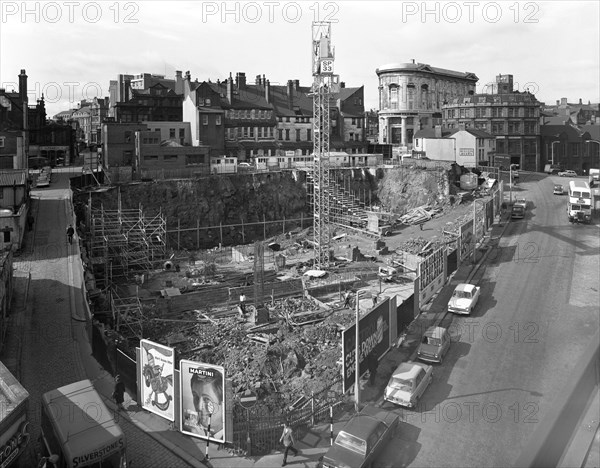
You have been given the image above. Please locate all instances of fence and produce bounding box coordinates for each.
[231,377,347,455]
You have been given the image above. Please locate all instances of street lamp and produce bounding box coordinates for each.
[551,140,560,166]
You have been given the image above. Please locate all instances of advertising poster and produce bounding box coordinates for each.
[341,298,391,393]
[140,339,175,421]
[179,360,226,444]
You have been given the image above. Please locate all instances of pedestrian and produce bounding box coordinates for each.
[113,375,126,411]
[279,420,299,466]
[419,222,425,231]
[367,352,378,386]
[66,224,75,244]
[343,290,352,308]
[239,293,247,314]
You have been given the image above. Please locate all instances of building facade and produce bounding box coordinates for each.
[376,61,478,153]
[113,83,183,123]
[134,130,209,173]
[540,122,600,175]
[442,74,541,171]
[414,127,495,166]
[183,71,367,161]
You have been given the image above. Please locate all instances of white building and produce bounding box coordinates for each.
[413,127,495,167]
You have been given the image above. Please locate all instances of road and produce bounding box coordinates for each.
[377,174,600,467]
[11,170,191,467]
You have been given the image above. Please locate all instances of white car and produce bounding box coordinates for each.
[558,170,577,177]
[384,361,433,408]
[448,283,480,315]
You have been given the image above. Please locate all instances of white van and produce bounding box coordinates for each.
[40,380,128,468]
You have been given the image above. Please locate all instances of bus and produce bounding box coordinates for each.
[567,180,592,224]
[40,380,128,468]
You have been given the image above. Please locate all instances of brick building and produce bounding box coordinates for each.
[441,74,541,171]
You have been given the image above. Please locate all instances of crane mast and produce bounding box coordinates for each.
[311,22,339,269]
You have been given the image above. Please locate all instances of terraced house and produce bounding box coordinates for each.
[182,71,368,161]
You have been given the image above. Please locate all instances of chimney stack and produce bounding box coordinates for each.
[293,79,300,91]
[265,80,271,103]
[227,73,233,103]
[255,75,262,86]
[340,82,345,88]
[175,70,183,95]
[287,80,293,97]
[19,69,28,104]
[579,98,583,105]
[236,72,246,89]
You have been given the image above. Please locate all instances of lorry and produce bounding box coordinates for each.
[40,379,128,468]
[0,361,30,468]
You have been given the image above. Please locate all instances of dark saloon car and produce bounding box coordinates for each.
[321,405,399,468]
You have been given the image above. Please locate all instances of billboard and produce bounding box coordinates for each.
[179,361,226,444]
[341,298,391,393]
[417,248,446,306]
[140,339,175,421]
[459,219,473,262]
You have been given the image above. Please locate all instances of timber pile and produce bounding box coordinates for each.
[399,205,443,225]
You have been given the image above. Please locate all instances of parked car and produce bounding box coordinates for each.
[553,184,564,195]
[321,405,399,468]
[417,326,451,364]
[384,361,433,408]
[558,170,577,177]
[448,283,481,315]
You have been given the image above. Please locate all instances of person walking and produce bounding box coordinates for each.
[113,375,126,411]
[367,352,378,386]
[279,421,299,466]
[66,224,75,244]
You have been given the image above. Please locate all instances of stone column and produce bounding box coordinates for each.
[401,117,407,146]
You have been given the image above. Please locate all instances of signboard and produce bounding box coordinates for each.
[179,361,226,444]
[459,220,473,262]
[239,389,257,409]
[0,419,29,468]
[459,148,474,157]
[140,340,175,421]
[417,248,446,306]
[341,298,391,393]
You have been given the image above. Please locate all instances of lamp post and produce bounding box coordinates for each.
[551,140,560,166]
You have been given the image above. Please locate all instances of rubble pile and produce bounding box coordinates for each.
[398,204,443,225]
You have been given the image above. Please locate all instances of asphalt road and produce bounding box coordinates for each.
[376,174,600,467]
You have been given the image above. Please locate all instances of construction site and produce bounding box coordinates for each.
[70,23,501,455]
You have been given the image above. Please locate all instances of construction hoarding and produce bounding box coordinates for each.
[342,298,392,393]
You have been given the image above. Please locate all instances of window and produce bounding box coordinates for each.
[202,115,208,125]
[278,129,283,140]
[296,129,301,141]
[352,118,356,125]
[186,154,203,165]
[124,131,132,143]
[357,118,362,129]
[216,115,221,125]
[143,155,158,160]
[307,129,311,141]
[179,128,185,138]
[286,117,290,123]
[0,137,4,147]
[163,154,178,161]
[249,127,254,137]
[390,86,398,110]
[285,129,290,141]
[170,128,176,138]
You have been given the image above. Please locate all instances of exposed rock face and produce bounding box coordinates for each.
[80,167,451,249]
[377,167,450,214]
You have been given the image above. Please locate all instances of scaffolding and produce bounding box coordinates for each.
[89,189,167,288]
[311,22,340,269]
[110,289,144,340]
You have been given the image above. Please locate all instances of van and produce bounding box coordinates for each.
[40,380,128,468]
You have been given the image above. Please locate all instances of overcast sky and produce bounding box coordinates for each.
[1,1,598,117]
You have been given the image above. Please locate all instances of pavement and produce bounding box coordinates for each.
[3,183,511,468]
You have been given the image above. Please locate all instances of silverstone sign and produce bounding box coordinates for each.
[341,298,392,393]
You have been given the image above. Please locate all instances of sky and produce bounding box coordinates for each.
[1,0,599,118]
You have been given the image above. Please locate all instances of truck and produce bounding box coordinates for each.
[0,361,30,468]
[40,379,128,468]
